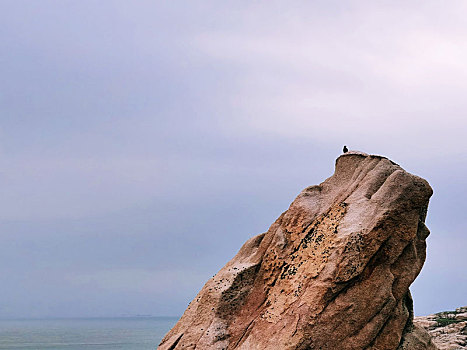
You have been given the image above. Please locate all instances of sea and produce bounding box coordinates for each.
[0,317,178,350]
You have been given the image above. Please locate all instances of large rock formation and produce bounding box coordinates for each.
[159,152,436,349]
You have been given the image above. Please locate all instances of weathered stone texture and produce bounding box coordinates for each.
[414,306,467,350]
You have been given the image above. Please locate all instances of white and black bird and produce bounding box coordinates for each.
[343,145,348,153]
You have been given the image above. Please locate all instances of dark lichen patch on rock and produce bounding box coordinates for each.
[298,202,347,251]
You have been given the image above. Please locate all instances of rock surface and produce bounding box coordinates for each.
[414,307,467,349]
[159,152,435,350]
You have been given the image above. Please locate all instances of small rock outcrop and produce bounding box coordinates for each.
[414,307,467,349]
[159,152,435,349]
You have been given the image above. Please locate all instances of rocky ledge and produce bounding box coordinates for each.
[415,307,467,350]
[159,152,436,349]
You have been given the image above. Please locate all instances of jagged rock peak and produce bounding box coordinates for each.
[159,152,436,350]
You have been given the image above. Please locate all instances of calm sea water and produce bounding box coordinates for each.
[0,317,178,350]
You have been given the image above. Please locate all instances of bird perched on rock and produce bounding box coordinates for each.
[343,145,348,153]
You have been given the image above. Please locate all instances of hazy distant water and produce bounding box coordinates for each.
[0,317,178,350]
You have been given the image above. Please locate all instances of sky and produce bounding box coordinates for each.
[0,0,466,318]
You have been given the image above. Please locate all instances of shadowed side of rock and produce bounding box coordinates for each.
[158,152,435,350]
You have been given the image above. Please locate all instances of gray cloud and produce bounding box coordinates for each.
[0,1,465,318]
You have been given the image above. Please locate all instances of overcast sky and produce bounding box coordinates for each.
[0,0,466,319]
